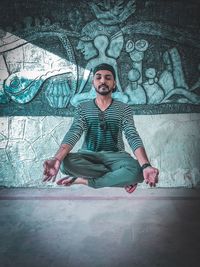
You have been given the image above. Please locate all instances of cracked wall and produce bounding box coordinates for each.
[0,114,200,188]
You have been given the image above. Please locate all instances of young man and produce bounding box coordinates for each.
[43,63,159,193]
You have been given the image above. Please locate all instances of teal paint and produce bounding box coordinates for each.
[0,0,200,115]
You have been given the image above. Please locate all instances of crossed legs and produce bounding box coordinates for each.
[58,150,143,191]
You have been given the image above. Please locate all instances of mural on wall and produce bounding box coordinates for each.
[0,0,200,115]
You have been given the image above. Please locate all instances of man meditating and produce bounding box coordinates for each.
[43,63,159,193]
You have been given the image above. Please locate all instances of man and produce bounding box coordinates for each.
[43,63,159,193]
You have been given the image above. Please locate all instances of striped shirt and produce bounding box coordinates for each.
[62,99,144,152]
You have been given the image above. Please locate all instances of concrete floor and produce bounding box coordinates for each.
[0,187,200,267]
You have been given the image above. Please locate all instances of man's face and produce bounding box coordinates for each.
[92,70,116,96]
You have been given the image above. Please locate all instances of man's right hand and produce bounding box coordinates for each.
[43,158,61,182]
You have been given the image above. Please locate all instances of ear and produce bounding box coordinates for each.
[112,81,117,92]
[92,78,94,87]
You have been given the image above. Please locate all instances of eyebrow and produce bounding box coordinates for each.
[95,73,113,77]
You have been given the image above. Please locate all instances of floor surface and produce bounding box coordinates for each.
[0,187,200,267]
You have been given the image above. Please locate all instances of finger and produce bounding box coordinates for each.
[48,175,56,182]
[43,161,48,169]
[43,169,48,176]
[43,175,52,182]
[43,165,50,176]
[149,175,158,184]
[43,176,51,182]
[42,175,49,182]
[151,174,158,184]
[151,181,157,187]
[52,176,57,182]
[149,182,154,187]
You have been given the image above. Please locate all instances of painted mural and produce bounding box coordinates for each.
[0,0,200,115]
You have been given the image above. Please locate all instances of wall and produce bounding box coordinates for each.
[0,114,200,188]
[0,0,200,188]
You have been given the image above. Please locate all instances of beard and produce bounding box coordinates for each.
[95,84,114,95]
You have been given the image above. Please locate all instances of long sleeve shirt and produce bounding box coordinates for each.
[61,99,144,152]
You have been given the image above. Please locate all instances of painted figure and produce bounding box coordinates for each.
[71,32,128,106]
[169,48,188,90]
[143,68,165,104]
[71,19,126,106]
[126,39,149,85]
[125,68,147,104]
[158,51,175,95]
[43,63,159,193]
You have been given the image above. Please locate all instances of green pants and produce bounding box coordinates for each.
[60,150,144,188]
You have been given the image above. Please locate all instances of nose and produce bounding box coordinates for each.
[100,76,106,84]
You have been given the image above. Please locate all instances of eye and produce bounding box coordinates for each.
[95,75,101,80]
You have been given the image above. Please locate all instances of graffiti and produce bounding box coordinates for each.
[0,0,200,115]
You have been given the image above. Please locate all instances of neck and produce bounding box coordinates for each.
[96,94,112,104]
[95,95,113,111]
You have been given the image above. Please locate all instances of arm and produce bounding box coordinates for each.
[122,105,159,187]
[134,147,159,187]
[43,105,86,182]
[54,144,72,162]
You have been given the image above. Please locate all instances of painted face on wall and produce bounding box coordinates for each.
[76,39,98,60]
[92,70,116,96]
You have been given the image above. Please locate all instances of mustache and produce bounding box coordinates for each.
[98,84,109,89]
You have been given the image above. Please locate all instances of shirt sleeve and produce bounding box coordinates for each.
[61,104,86,147]
[122,105,144,151]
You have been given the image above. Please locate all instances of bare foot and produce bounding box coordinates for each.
[56,176,88,186]
[124,184,137,194]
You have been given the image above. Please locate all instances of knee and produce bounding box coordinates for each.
[125,161,144,184]
[60,154,79,175]
[59,155,73,174]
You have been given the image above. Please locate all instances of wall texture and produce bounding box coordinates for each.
[0,0,200,115]
[0,0,200,188]
[0,114,200,188]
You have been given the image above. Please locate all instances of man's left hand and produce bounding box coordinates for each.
[143,166,159,187]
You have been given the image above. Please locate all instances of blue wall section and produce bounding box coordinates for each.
[0,0,200,115]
